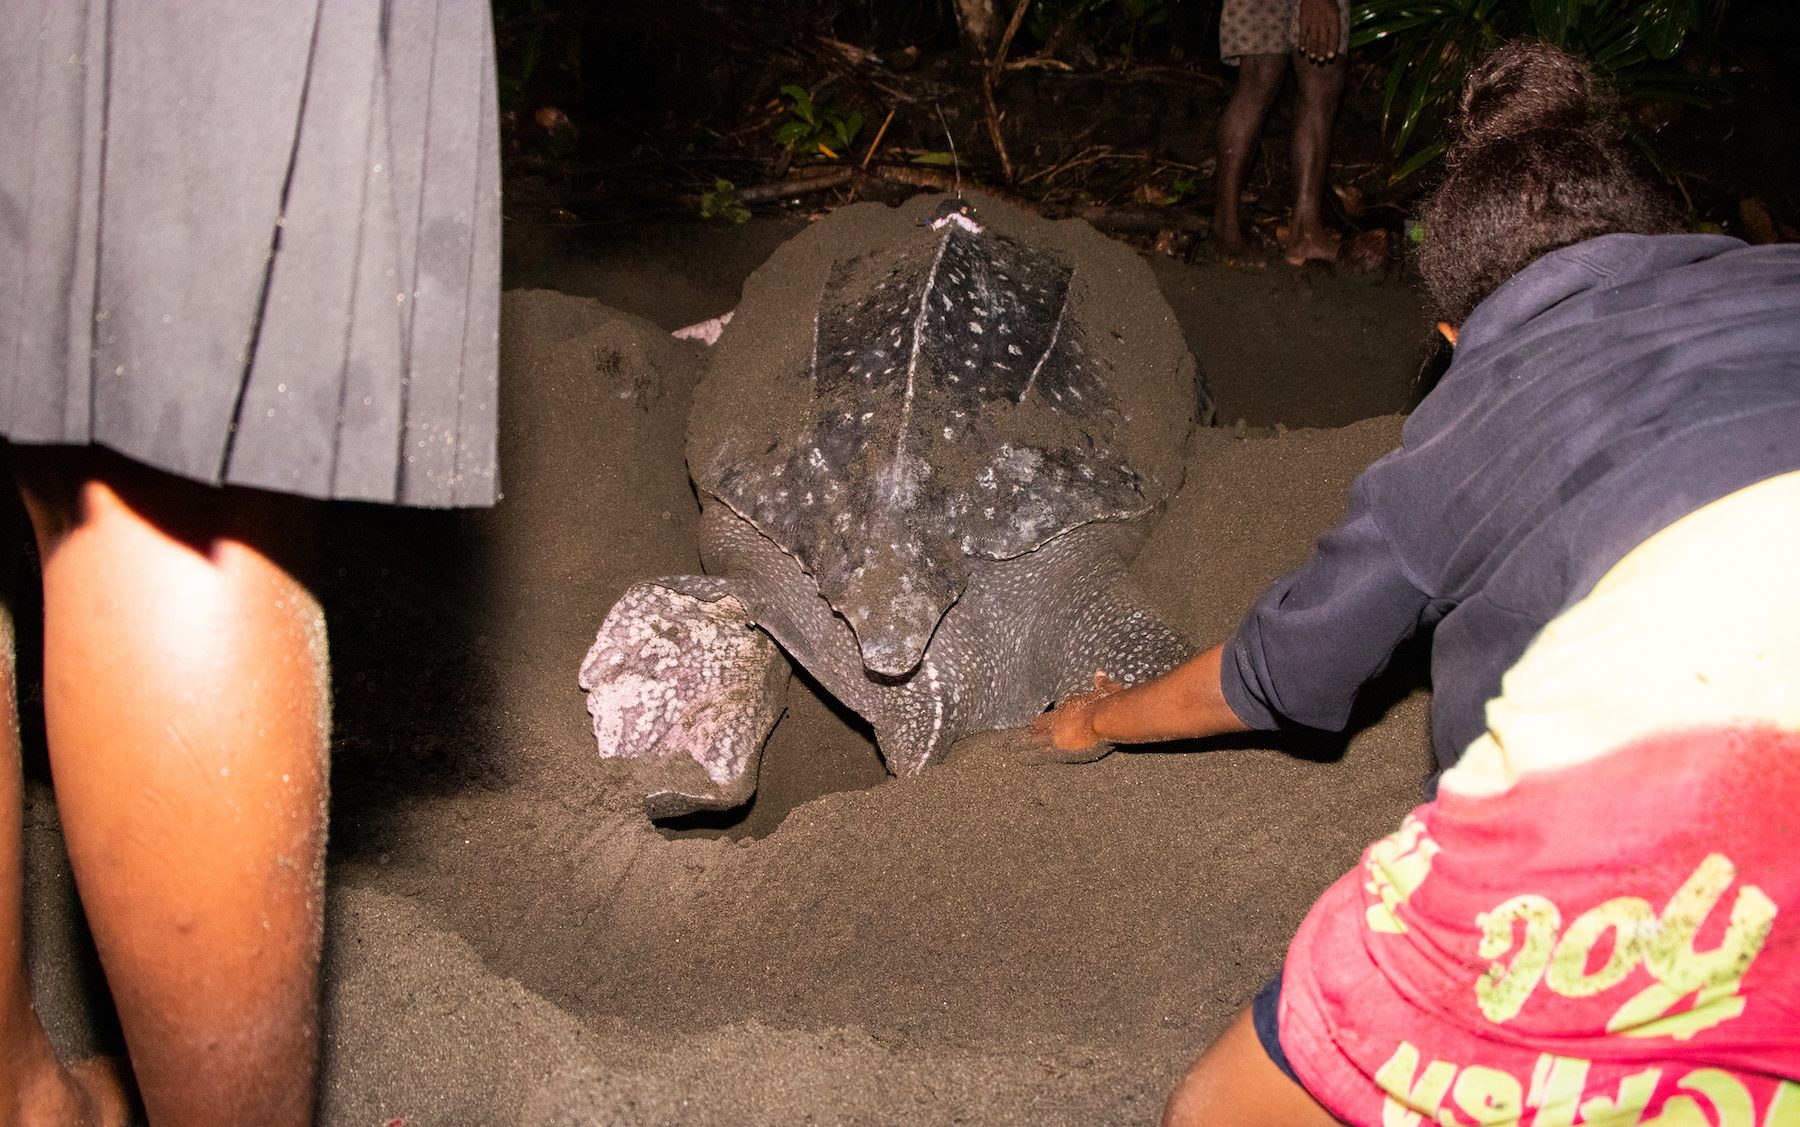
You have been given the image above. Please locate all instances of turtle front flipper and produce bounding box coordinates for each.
[578,578,788,819]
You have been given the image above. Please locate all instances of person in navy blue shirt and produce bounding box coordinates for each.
[1040,39,1800,1127]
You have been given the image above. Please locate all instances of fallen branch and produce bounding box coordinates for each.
[1001,53,1076,73]
[708,163,1043,210]
[979,0,1034,183]
[1020,146,1201,189]
[869,164,959,193]
[736,168,856,203]
[861,108,898,169]
[1072,203,1209,234]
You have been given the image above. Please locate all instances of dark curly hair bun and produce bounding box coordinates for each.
[1449,38,1596,161]
[1417,39,1679,323]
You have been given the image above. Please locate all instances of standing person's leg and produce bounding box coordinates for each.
[1284,49,1348,264]
[1162,1008,1343,1127]
[13,448,329,1127]
[1213,53,1289,255]
[1,487,132,1126]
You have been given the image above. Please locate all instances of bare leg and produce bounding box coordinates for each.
[1163,1007,1343,1127]
[1,488,134,1127]
[1284,50,1348,265]
[13,448,327,1126]
[1212,53,1287,256]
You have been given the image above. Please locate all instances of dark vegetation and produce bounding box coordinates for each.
[493,0,1800,263]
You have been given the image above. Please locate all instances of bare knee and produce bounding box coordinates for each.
[1162,1007,1341,1127]
[1228,52,1288,111]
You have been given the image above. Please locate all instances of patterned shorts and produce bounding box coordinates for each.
[1219,0,1351,64]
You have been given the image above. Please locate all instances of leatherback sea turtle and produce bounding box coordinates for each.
[580,193,1201,817]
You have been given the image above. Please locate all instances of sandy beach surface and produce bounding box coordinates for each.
[23,193,1442,1125]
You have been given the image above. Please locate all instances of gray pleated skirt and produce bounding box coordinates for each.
[0,0,500,507]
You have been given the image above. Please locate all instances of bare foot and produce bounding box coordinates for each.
[1208,227,1273,266]
[1283,223,1342,266]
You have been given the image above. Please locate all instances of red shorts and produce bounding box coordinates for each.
[1279,728,1800,1125]
[1277,478,1800,1124]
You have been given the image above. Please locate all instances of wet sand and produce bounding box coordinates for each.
[25,195,1440,1124]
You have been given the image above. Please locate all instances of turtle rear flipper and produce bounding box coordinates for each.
[579,578,788,819]
[1053,576,1195,702]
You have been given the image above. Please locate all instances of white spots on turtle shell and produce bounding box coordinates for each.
[876,459,922,506]
[942,426,954,439]
[996,444,1044,477]
[1007,343,1023,357]
[807,447,825,470]
[967,320,984,334]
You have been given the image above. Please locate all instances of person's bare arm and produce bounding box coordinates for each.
[1033,643,1251,753]
[1295,0,1342,64]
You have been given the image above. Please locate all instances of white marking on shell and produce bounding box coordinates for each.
[1020,270,1075,401]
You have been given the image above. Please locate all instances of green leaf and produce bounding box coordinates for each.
[1388,137,1447,184]
[1639,0,1699,59]
[773,121,812,146]
[779,83,813,118]
[700,178,751,225]
[834,109,865,148]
